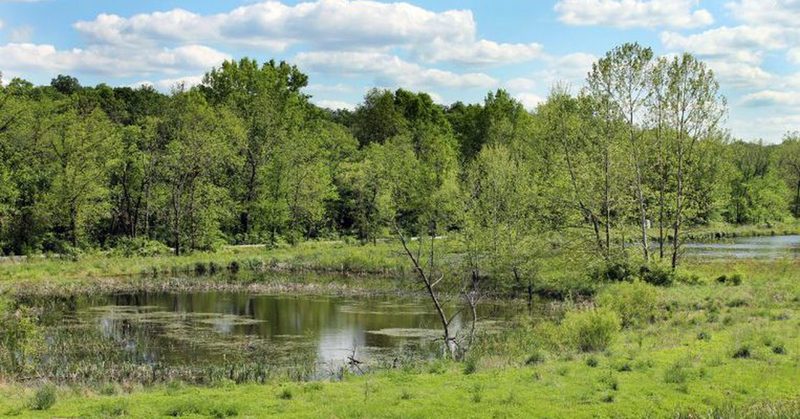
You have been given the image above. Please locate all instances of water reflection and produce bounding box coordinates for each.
[43,291,515,376]
[683,235,800,259]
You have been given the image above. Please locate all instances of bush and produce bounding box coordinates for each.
[716,273,744,286]
[638,264,674,286]
[597,281,658,328]
[30,384,56,410]
[111,237,171,257]
[279,388,293,400]
[561,308,620,352]
[732,345,751,359]
[525,350,546,365]
[592,260,634,282]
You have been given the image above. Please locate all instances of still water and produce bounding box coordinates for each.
[683,235,800,259]
[35,291,517,381]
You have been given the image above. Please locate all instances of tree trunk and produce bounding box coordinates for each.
[671,149,684,270]
[603,145,611,259]
[395,225,457,360]
[795,179,800,218]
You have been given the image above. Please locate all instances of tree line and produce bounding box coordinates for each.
[1,44,799,269]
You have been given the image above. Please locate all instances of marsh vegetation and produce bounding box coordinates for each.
[1,42,800,417]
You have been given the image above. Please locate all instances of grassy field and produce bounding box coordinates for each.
[2,257,799,417]
[1,235,799,417]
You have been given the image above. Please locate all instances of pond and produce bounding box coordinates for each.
[683,235,800,259]
[30,290,520,383]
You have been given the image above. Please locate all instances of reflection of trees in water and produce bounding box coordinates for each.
[29,291,519,384]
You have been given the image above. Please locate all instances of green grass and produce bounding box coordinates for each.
[0,240,418,294]
[1,233,800,417]
[1,318,797,418]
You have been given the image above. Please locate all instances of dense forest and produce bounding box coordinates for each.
[1,43,799,268]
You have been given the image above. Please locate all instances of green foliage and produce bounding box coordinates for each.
[597,281,658,328]
[663,362,688,384]
[639,264,674,286]
[716,273,744,286]
[29,384,56,410]
[561,308,620,352]
[0,296,40,374]
[110,237,172,257]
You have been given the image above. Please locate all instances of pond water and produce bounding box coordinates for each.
[683,235,800,259]
[32,290,519,382]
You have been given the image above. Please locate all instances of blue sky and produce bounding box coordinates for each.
[0,0,797,142]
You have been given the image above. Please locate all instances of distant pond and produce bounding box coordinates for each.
[30,290,521,383]
[683,235,800,259]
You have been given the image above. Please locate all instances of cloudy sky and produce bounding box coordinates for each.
[0,0,797,142]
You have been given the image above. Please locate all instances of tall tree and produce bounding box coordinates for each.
[664,54,726,269]
[779,133,800,217]
[200,58,309,242]
[158,90,243,254]
[42,109,121,247]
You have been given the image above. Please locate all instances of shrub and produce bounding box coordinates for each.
[592,260,634,282]
[279,388,293,400]
[111,237,172,257]
[639,264,673,286]
[716,273,744,286]
[732,345,751,359]
[463,357,478,374]
[561,308,620,352]
[597,281,658,328]
[586,356,599,368]
[30,384,56,410]
[525,350,546,365]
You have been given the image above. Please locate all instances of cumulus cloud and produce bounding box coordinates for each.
[0,43,229,76]
[741,90,800,107]
[555,0,712,29]
[505,78,537,92]
[313,99,356,110]
[515,93,544,110]
[415,38,543,65]
[294,51,497,89]
[727,0,800,26]
[75,1,471,48]
[661,26,787,65]
[73,0,543,66]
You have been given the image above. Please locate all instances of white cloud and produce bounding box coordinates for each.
[741,90,800,107]
[555,0,712,29]
[727,0,800,27]
[416,39,543,65]
[306,83,355,94]
[661,26,787,65]
[0,20,4,30]
[0,43,229,76]
[75,1,472,49]
[788,48,800,65]
[515,93,544,110]
[294,51,497,89]
[702,59,774,90]
[505,78,537,91]
[154,75,204,90]
[313,99,356,110]
[533,52,597,89]
[74,1,542,66]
